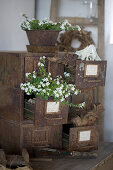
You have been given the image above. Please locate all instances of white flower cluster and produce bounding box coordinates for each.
[60,19,71,30]
[64,72,70,78]
[75,25,81,31]
[20,56,85,108]
[39,18,55,25]
[20,14,81,32]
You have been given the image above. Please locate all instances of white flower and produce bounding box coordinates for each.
[55,93,59,98]
[65,94,69,98]
[42,83,45,87]
[38,62,41,66]
[41,63,44,67]
[26,73,31,77]
[60,24,65,30]
[38,62,44,67]
[46,82,50,86]
[64,72,70,77]
[40,57,42,60]
[21,86,25,90]
[26,92,30,95]
[74,90,79,95]
[76,25,81,31]
[71,86,75,91]
[38,21,43,25]
[57,81,60,85]
[47,92,49,96]
[48,72,51,76]
[43,56,46,59]
[25,88,28,92]
[43,89,46,93]
[33,75,36,79]
[60,98,65,102]
[42,78,48,82]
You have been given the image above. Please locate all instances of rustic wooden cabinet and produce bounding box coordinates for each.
[0,52,64,154]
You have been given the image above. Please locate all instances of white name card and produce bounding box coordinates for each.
[79,130,91,142]
[47,102,60,113]
[85,64,98,76]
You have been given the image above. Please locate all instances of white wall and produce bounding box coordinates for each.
[0,0,35,51]
[58,0,98,18]
[104,0,113,141]
[36,0,98,46]
[36,0,51,20]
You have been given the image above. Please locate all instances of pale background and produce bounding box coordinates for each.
[0,0,113,141]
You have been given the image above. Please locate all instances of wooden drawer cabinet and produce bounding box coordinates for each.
[0,52,64,154]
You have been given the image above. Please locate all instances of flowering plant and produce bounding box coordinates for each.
[20,14,81,31]
[20,56,85,108]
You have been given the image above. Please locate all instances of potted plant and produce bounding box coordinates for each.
[20,56,85,125]
[20,14,81,46]
[20,56,85,108]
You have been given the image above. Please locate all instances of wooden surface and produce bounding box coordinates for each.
[31,143,113,170]
[50,0,59,22]
[35,98,69,127]
[56,17,97,26]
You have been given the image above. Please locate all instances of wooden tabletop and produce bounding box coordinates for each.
[31,143,113,170]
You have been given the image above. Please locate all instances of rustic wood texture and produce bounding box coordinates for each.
[35,98,69,127]
[31,143,113,170]
[48,53,107,89]
[25,54,64,80]
[27,45,57,53]
[57,30,95,52]
[69,126,99,152]
[50,0,59,22]
[22,123,62,150]
[71,103,104,127]
[47,60,64,79]
[56,16,98,26]
[0,119,21,154]
[75,60,107,89]
[26,30,60,46]
[0,52,24,122]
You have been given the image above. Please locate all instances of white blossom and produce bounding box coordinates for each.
[76,25,81,31]
[38,62,44,67]
[42,83,45,87]
[26,73,31,77]
[33,75,36,79]
[46,82,50,86]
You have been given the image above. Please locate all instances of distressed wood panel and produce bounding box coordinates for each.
[47,60,64,79]
[35,98,69,127]
[0,119,21,154]
[22,124,62,149]
[69,126,99,152]
[56,17,98,26]
[75,60,107,89]
[0,52,24,88]
[0,87,23,122]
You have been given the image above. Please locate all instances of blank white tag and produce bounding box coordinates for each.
[79,130,91,141]
[47,102,60,113]
[86,65,98,76]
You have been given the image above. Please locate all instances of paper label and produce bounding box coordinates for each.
[85,64,98,76]
[79,130,91,141]
[47,102,60,113]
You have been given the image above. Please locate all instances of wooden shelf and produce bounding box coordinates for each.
[56,16,98,26]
